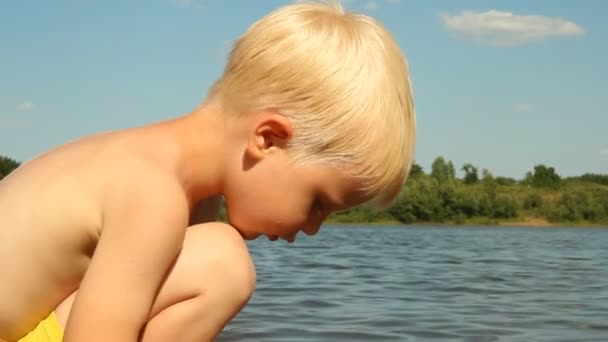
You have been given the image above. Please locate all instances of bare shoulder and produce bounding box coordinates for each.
[100,155,191,229]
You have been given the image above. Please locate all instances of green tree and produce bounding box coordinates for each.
[0,155,20,180]
[436,180,457,221]
[522,171,533,186]
[461,163,479,184]
[390,176,444,223]
[594,190,608,221]
[530,164,561,189]
[454,188,483,217]
[481,169,496,198]
[577,173,608,186]
[331,205,393,223]
[482,168,494,182]
[548,191,601,222]
[523,193,544,211]
[409,162,424,178]
[495,177,517,186]
[368,156,607,225]
[431,157,455,184]
[491,194,519,218]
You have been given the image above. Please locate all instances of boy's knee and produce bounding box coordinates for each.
[184,222,256,303]
[143,223,255,337]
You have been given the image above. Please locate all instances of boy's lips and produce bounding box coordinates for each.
[266,235,295,243]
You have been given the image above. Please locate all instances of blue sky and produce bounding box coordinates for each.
[1,0,606,179]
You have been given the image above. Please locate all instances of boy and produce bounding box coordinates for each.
[0,1,415,341]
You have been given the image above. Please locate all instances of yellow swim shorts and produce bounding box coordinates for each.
[17,311,63,342]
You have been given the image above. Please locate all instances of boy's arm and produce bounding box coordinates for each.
[63,174,189,342]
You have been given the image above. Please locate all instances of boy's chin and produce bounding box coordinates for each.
[243,233,277,241]
[234,229,289,243]
[240,233,294,243]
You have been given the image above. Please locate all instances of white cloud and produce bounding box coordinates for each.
[600,148,608,156]
[512,103,533,113]
[16,101,34,111]
[440,10,585,46]
[365,1,378,11]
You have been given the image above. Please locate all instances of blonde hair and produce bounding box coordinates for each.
[205,0,416,207]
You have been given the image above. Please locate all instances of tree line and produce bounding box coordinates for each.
[0,155,20,180]
[2,154,607,226]
[332,157,608,226]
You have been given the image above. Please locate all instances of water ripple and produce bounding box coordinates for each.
[219,225,608,341]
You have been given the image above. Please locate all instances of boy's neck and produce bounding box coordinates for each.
[160,106,235,207]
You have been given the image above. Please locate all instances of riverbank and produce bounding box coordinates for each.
[325,215,608,228]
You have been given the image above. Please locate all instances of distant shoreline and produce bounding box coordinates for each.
[325,219,608,229]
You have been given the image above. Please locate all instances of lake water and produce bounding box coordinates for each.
[218,225,608,341]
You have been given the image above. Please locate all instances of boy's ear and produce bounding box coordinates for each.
[246,112,293,161]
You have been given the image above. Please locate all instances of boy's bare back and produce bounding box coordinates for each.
[0,122,191,340]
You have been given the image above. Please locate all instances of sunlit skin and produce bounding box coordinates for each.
[0,0,412,338]
[223,110,371,243]
[0,104,371,341]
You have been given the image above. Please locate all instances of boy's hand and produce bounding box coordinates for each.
[63,170,189,341]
